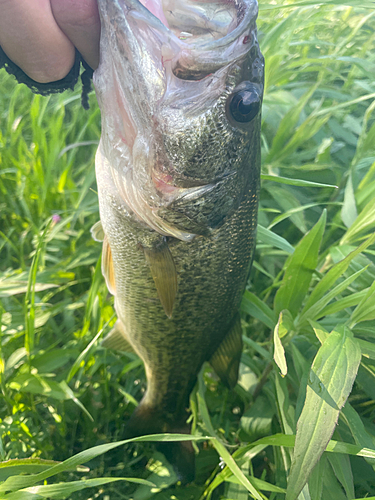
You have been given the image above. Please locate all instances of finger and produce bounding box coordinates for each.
[0,0,76,83]
[50,0,100,70]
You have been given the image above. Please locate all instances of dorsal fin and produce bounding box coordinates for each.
[102,236,116,295]
[143,239,177,319]
[209,316,243,389]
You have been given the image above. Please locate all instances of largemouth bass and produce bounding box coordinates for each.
[92,0,263,480]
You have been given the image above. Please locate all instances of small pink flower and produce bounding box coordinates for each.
[52,214,61,224]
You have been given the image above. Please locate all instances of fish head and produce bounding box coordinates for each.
[94,0,264,240]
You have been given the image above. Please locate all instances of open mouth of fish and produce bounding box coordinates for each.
[95,0,259,239]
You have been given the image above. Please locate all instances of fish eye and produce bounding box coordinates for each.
[228,82,261,124]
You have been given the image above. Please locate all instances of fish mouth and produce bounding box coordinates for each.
[97,0,259,80]
[133,0,258,79]
[135,0,252,46]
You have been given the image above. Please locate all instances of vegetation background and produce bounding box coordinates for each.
[1,0,375,498]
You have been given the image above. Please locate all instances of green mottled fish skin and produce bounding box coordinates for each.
[94,0,263,480]
[96,140,259,422]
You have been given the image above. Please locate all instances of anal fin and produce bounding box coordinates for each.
[101,321,135,353]
[143,238,177,319]
[209,316,243,390]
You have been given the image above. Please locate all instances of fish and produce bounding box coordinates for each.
[92,0,264,481]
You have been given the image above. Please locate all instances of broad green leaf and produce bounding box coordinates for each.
[274,211,326,317]
[286,326,362,500]
[257,224,295,254]
[273,311,292,376]
[301,232,375,314]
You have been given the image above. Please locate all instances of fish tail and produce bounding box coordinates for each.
[124,403,195,483]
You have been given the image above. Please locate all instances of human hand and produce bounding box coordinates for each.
[0,0,100,83]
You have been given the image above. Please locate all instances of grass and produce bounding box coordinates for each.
[1,0,375,498]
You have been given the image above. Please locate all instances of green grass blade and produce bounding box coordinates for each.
[327,453,355,500]
[357,339,375,361]
[301,232,375,314]
[241,290,277,329]
[257,224,295,254]
[0,458,87,482]
[298,267,369,325]
[350,280,375,327]
[273,311,290,377]
[2,478,155,500]
[261,175,337,189]
[266,83,319,163]
[317,288,368,317]
[341,198,375,245]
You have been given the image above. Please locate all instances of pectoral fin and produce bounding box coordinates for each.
[101,321,135,353]
[102,236,116,295]
[91,220,105,242]
[209,316,243,390]
[143,239,177,319]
